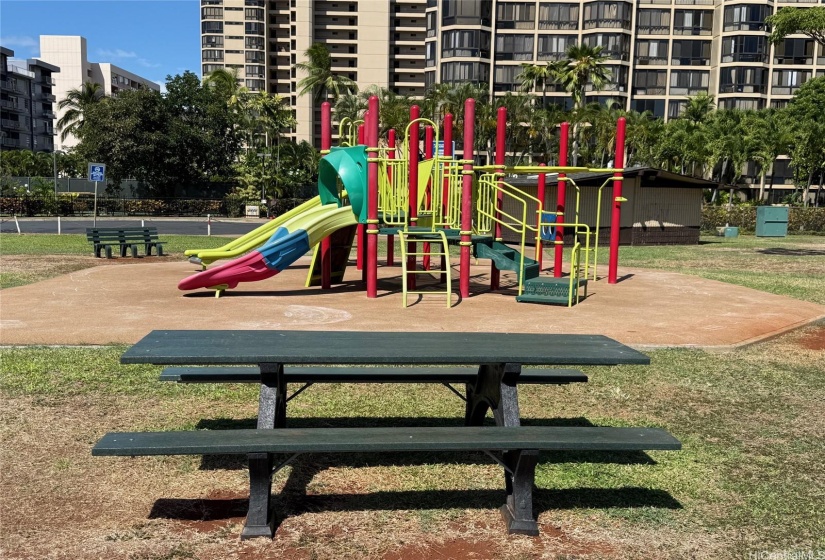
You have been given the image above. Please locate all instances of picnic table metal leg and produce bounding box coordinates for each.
[465,363,522,427]
[258,363,286,429]
[500,449,540,535]
[241,452,275,539]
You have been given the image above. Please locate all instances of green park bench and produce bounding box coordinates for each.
[85,226,165,258]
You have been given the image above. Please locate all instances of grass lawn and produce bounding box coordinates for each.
[0,231,823,559]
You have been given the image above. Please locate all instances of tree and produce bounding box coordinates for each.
[56,82,105,143]
[742,109,793,201]
[766,6,825,48]
[785,77,825,206]
[517,62,556,108]
[295,43,357,103]
[553,44,611,113]
[682,92,716,125]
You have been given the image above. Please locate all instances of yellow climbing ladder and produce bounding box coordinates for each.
[398,230,452,308]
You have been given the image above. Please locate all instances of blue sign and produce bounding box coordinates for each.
[432,140,457,158]
[88,163,106,182]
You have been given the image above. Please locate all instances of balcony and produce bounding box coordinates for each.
[1,99,28,113]
[671,57,710,66]
[637,25,670,35]
[38,92,57,102]
[633,87,666,95]
[771,85,804,95]
[773,56,813,65]
[42,110,56,119]
[636,56,668,65]
[1,119,23,130]
[675,0,714,4]
[719,84,767,94]
[673,26,712,36]
[1,79,23,93]
[670,86,709,95]
[497,20,535,30]
[2,137,20,148]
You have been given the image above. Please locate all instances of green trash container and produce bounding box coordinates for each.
[756,206,789,237]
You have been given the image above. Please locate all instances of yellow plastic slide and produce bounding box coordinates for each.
[184,196,321,266]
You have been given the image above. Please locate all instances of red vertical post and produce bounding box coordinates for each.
[407,105,420,289]
[459,99,475,299]
[536,163,547,269]
[554,122,569,278]
[423,125,434,270]
[491,106,506,290]
[608,117,626,284]
[366,96,380,297]
[440,114,453,284]
[386,128,396,267]
[320,101,332,289]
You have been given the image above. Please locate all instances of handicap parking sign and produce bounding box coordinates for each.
[88,163,106,182]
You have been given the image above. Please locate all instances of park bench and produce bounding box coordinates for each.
[92,424,681,539]
[85,226,165,258]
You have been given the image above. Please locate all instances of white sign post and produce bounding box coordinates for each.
[88,163,105,227]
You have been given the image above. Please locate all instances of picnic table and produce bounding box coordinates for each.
[95,330,678,540]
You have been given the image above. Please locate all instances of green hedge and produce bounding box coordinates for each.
[701,206,825,234]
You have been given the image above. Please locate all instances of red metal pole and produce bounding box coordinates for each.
[608,117,626,284]
[367,96,379,297]
[407,105,420,290]
[423,125,434,270]
[537,163,546,269]
[491,106,506,290]
[460,99,475,299]
[387,128,396,267]
[320,101,332,289]
[554,122,569,278]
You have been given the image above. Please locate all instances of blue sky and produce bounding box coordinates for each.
[0,0,201,91]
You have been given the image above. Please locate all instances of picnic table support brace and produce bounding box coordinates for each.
[500,449,540,535]
[258,363,286,429]
[465,363,522,427]
[241,452,275,539]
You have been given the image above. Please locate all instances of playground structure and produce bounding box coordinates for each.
[181,97,628,306]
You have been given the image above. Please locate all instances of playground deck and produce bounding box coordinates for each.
[1,256,822,348]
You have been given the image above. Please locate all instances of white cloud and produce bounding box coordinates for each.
[0,35,39,56]
[137,58,160,68]
[96,48,137,59]
[153,80,168,94]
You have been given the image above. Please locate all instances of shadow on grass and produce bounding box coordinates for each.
[756,247,825,256]
[148,487,681,525]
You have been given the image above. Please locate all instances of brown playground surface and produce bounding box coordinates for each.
[1,256,823,348]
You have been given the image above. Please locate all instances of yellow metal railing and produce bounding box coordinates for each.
[399,230,452,308]
[337,118,363,147]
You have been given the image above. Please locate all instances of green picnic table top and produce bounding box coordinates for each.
[121,330,649,366]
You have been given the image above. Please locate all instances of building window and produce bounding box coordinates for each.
[771,69,811,95]
[202,49,224,61]
[538,3,578,30]
[201,6,223,19]
[636,40,668,65]
[493,64,522,91]
[442,0,492,27]
[723,4,770,32]
[669,70,709,95]
[721,36,768,63]
[441,29,491,58]
[632,99,665,118]
[245,22,265,35]
[201,21,223,34]
[245,79,265,91]
[245,8,264,20]
[637,9,670,35]
[203,35,224,47]
[426,42,436,67]
[583,2,632,30]
[245,0,264,5]
[496,2,536,30]
[246,50,265,63]
[537,35,576,60]
[426,12,437,37]
[203,64,224,74]
[718,98,765,111]
[441,61,490,84]
[774,38,814,65]
[671,40,711,66]
[245,36,265,50]
[719,67,768,94]
[245,65,265,76]
[673,10,713,35]
[495,34,534,61]
[582,33,630,61]
[633,70,666,95]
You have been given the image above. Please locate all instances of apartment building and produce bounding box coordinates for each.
[1,47,60,153]
[202,0,823,149]
[38,36,161,151]
[201,0,427,141]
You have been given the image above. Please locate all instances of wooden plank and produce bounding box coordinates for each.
[159,366,588,384]
[93,426,680,456]
[122,331,649,366]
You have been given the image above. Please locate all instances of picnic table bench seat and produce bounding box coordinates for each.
[85,226,165,258]
[93,425,681,539]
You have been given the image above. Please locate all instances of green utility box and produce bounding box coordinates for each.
[756,206,789,237]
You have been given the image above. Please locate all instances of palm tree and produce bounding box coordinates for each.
[295,43,357,103]
[554,44,612,113]
[682,92,716,125]
[517,62,557,108]
[56,82,104,143]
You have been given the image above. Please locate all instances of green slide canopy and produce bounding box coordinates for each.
[317,145,369,224]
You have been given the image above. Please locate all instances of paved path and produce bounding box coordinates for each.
[1,257,822,349]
